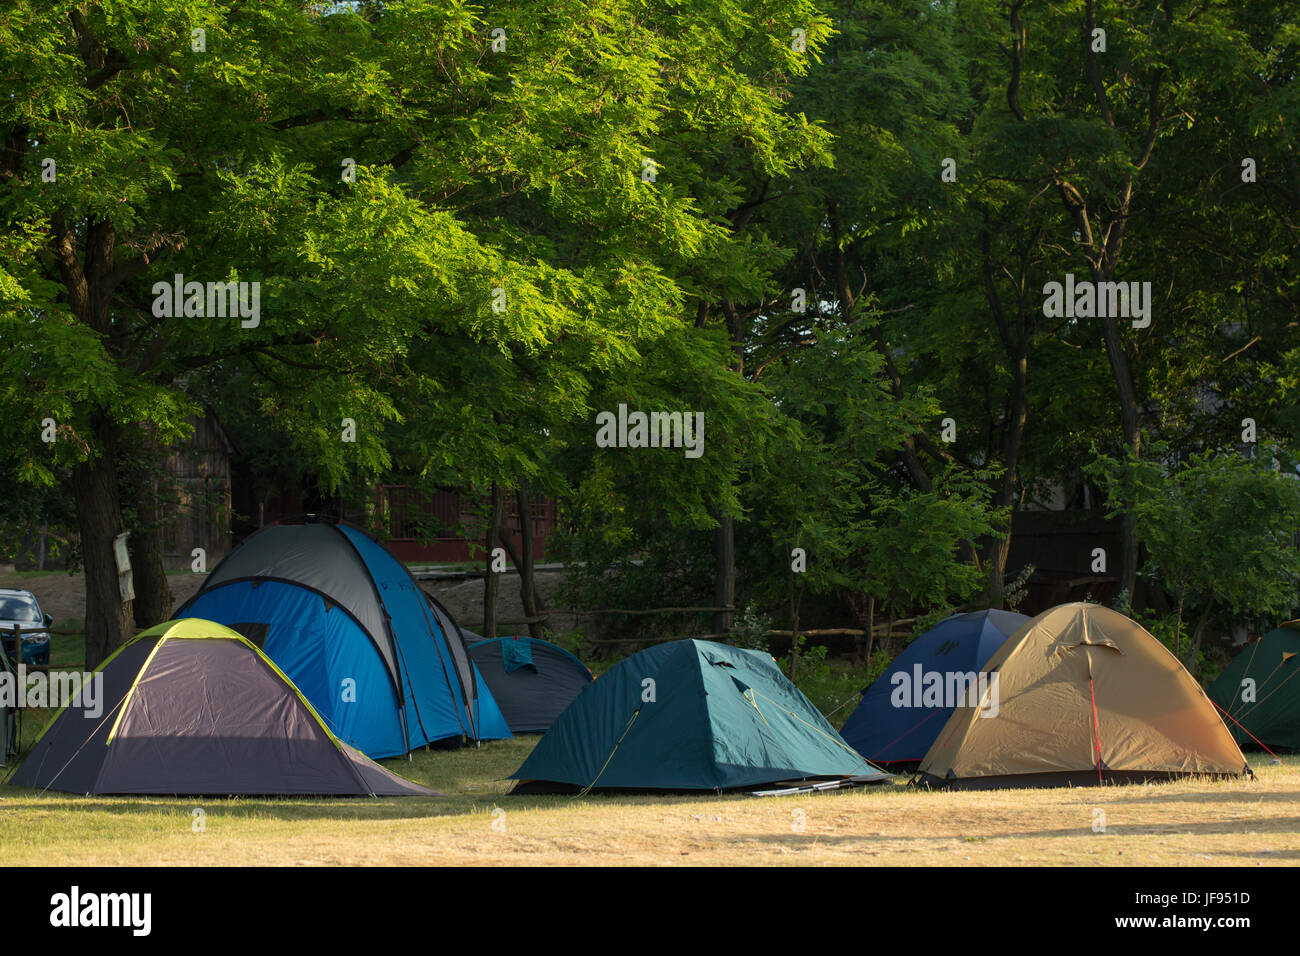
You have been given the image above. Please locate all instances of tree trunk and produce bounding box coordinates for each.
[984,535,1011,609]
[711,295,744,640]
[127,509,172,628]
[1174,591,1186,661]
[1097,308,1142,605]
[712,513,735,635]
[72,415,134,669]
[482,484,503,639]
[988,342,1028,603]
[493,481,540,639]
[1185,601,1214,677]
[123,462,173,628]
[865,596,876,670]
[787,570,799,681]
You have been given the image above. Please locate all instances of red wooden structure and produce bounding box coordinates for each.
[374,485,555,563]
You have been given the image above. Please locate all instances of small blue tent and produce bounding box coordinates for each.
[839,609,1028,767]
[177,521,510,758]
[511,639,888,793]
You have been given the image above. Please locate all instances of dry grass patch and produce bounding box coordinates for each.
[4,738,1298,865]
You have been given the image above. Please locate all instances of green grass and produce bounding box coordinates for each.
[3,738,1298,866]
[47,627,83,670]
[5,628,1296,866]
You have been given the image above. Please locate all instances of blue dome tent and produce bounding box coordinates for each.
[839,609,1028,768]
[177,520,510,758]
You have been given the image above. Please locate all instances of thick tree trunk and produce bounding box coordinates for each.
[123,460,173,627]
[515,481,544,639]
[482,484,503,639]
[983,535,1012,609]
[72,416,134,669]
[128,505,172,627]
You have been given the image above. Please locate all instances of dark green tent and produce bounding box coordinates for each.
[1209,622,1300,752]
[511,639,889,793]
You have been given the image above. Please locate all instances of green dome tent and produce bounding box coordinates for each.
[9,619,434,796]
[1209,622,1300,752]
[510,639,890,793]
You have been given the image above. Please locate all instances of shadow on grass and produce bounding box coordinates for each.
[731,814,1300,846]
[0,789,483,823]
[1210,848,1300,861]
[1104,787,1300,807]
[0,777,908,821]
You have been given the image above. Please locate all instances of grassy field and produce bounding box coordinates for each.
[3,576,1295,867]
[3,735,1299,866]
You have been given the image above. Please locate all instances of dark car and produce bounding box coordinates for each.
[0,588,53,667]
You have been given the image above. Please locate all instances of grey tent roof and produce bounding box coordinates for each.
[176,522,502,751]
[192,523,399,680]
[424,591,476,700]
[9,619,435,796]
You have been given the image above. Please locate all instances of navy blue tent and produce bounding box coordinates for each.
[469,637,593,733]
[839,609,1028,767]
[177,521,511,758]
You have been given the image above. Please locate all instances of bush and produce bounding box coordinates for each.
[780,636,883,729]
[732,601,773,652]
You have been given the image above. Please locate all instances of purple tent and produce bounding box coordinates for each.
[10,619,434,796]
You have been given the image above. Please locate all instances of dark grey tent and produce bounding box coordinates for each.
[468,637,593,733]
[9,619,435,796]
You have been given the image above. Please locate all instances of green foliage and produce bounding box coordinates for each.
[778,636,883,729]
[856,467,1007,619]
[1003,563,1036,612]
[4,0,1298,668]
[732,601,773,652]
[1131,609,1216,683]
[1088,444,1300,621]
[0,0,835,509]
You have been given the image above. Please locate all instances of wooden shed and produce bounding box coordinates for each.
[160,409,237,570]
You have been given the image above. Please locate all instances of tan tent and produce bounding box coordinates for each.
[916,602,1249,789]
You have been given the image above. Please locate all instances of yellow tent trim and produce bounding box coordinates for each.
[105,636,169,745]
[97,618,342,750]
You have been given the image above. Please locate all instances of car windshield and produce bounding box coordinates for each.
[0,596,42,623]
